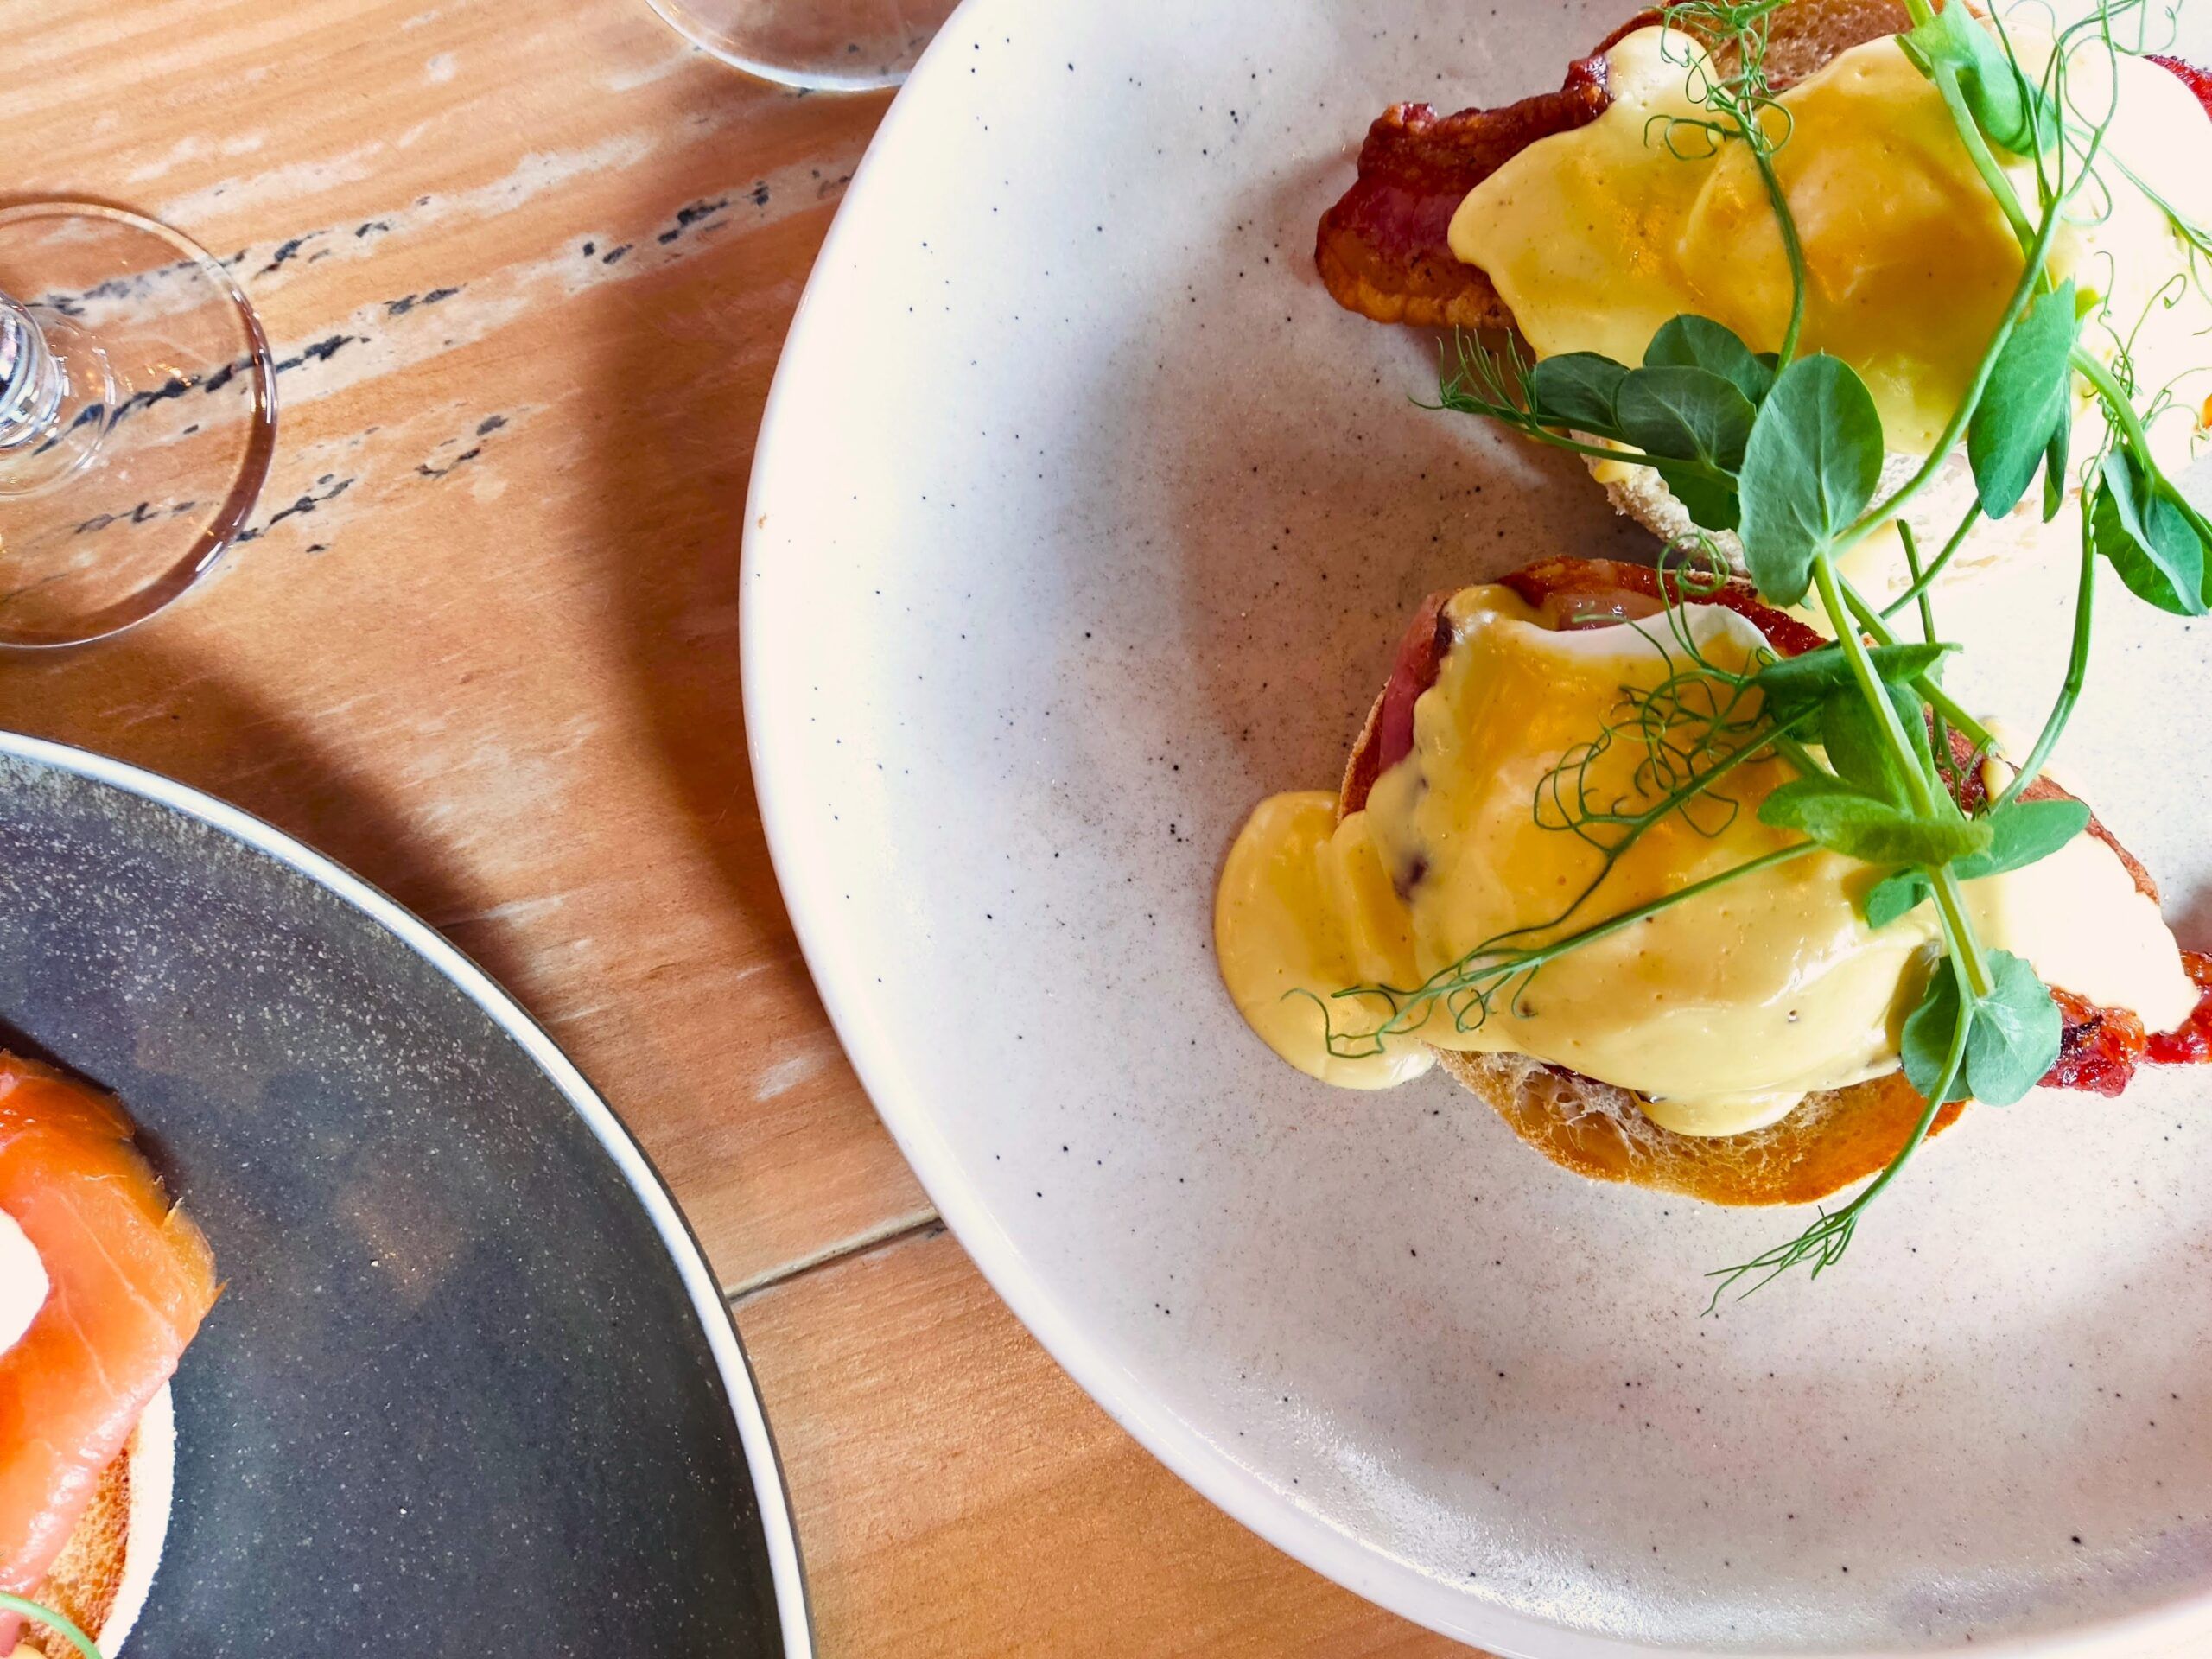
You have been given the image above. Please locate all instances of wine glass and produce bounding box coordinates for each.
[645,0,959,90]
[0,200,276,650]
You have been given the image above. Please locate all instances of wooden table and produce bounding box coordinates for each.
[7,1,1468,1651]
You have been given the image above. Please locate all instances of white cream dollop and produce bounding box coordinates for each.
[0,1205,48,1354]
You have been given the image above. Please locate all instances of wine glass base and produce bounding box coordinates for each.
[0,310,116,500]
[645,0,957,90]
[0,202,277,650]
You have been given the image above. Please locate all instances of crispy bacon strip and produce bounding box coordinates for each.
[2152,54,2212,115]
[1319,13,2209,335]
[1313,50,1614,331]
[1313,3,1942,331]
[1339,558,2208,1097]
[2148,951,2212,1064]
[1340,588,1454,815]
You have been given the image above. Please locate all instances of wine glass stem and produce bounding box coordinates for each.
[0,292,66,455]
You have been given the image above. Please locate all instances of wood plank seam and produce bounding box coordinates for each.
[727,1206,942,1301]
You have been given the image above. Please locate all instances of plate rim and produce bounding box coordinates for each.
[740,3,2212,1653]
[0,728,816,1659]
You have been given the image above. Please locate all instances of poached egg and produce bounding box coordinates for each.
[1216,585,2194,1134]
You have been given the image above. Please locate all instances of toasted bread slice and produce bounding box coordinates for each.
[22,1385,174,1659]
[1731,0,1918,84]
[1430,1049,1955,1206]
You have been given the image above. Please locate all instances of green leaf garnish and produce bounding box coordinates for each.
[1899,953,1977,1105]
[1615,365,1757,471]
[1651,455,1745,531]
[1436,335,1751,530]
[2039,400,2071,524]
[1752,641,1955,721]
[1899,956,1971,1103]
[1817,683,1928,806]
[1644,314,1774,407]
[1862,868,1929,931]
[1737,354,1885,604]
[1759,779,1992,867]
[1965,950,2066,1103]
[1969,796,2091,874]
[2091,449,2209,617]
[1900,4,2053,156]
[1968,278,2079,518]
[1902,948,2062,1106]
[1861,797,2090,928]
[1616,365,1758,529]
[1527,352,1630,432]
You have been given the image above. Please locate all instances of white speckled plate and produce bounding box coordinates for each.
[742,3,2212,1653]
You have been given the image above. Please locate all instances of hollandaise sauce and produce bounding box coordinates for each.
[1447,25,2212,459]
[1216,586,2196,1135]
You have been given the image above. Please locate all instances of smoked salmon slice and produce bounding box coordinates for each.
[0,1056,216,1643]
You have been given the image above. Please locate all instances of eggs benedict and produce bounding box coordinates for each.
[0,1055,216,1658]
[1315,2,2212,589]
[1216,558,2212,1205]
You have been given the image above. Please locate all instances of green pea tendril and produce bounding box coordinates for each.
[0,1592,105,1659]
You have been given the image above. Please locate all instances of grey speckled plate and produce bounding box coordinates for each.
[0,732,810,1658]
[746,2,2212,1655]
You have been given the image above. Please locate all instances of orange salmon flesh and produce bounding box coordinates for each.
[0,1057,217,1646]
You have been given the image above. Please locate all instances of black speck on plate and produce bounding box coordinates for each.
[0,734,808,1657]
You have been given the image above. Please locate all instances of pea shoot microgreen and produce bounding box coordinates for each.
[1369,0,2212,1302]
[0,1592,104,1659]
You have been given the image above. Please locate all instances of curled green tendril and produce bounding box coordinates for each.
[0,1592,103,1659]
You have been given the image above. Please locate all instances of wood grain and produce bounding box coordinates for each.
[3,0,928,1291]
[1,0,1471,1649]
[741,1224,1465,1658]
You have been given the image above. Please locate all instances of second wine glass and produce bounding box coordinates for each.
[645,0,958,90]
